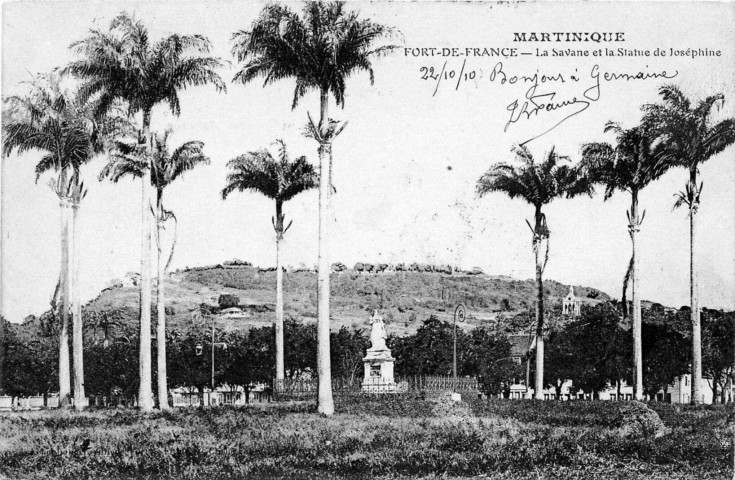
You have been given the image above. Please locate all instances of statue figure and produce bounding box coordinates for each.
[362,309,395,392]
[369,310,387,351]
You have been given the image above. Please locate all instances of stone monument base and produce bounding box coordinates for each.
[362,349,396,393]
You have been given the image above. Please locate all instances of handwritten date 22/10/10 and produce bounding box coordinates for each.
[419,59,477,96]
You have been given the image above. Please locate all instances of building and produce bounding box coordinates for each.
[502,375,734,404]
[562,286,581,317]
[506,334,536,398]
[507,334,535,365]
[171,384,270,407]
[655,374,735,404]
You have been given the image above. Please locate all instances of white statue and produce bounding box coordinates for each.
[369,310,387,351]
[362,309,395,392]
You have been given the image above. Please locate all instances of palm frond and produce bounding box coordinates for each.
[99,152,147,183]
[3,73,100,179]
[222,141,317,203]
[642,85,734,171]
[166,140,210,184]
[65,13,225,120]
[672,190,689,211]
[230,1,398,109]
[581,123,676,201]
[702,118,735,160]
[478,145,590,205]
[35,153,61,181]
[658,84,690,112]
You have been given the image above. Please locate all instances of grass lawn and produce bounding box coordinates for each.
[0,397,732,479]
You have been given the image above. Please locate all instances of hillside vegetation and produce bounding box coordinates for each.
[75,263,611,336]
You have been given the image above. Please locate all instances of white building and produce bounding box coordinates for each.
[562,286,581,317]
[504,375,734,403]
[655,374,734,404]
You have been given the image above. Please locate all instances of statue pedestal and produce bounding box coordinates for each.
[362,348,396,393]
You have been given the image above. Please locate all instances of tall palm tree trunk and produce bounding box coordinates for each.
[156,190,169,410]
[71,200,85,410]
[58,169,71,407]
[689,171,702,405]
[316,89,335,415]
[630,190,643,401]
[533,205,546,401]
[138,111,154,412]
[0,320,5,393]
[275,202,285,385]
[534,239,544,400]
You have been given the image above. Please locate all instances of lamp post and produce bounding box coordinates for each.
[192,311,227,406]
[453,303,466,392]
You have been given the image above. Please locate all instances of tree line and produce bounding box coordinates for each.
[3,0,734,416]
[542,303,734,402]
[2,303,732,402]
[0,310,508,399]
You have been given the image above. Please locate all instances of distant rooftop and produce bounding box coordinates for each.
[508,334,535,358]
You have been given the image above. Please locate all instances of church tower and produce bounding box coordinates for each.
[563,285,581,317]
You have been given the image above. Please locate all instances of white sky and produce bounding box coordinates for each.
[2,1,734,322]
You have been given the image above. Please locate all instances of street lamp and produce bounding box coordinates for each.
[192,311,228,405]
[453,303,466,392]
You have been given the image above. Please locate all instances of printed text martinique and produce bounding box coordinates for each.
[514,32,625,43]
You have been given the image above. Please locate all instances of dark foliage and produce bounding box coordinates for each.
[391,315,521,395]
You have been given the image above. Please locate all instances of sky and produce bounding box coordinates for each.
[1,1,734,322]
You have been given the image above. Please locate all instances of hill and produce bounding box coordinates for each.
[77,263,612,337]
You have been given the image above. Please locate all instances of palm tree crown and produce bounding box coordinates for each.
[477,145,591,234]
[231,1,397,108]
[100,130,209,190]
[580,123,670,199]
[3,73,104,182]
[642,85,735,174]
[63,11,225,119]
[222,139,318,207]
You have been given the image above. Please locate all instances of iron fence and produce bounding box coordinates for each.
[273,375,480,402]
[0,376,481,410]
[0,395,139,411]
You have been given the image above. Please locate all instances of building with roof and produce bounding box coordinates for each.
[507,334,535,364]
[563,286,581,317]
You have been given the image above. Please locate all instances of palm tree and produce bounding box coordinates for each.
[222,140,318,385]
[63,12,225,411]
[643,86,735,404]
[100,129,209,410]
[231,1,396,415]
[580,123,672,401]
[2,73,106,409]
[477,145,591,400]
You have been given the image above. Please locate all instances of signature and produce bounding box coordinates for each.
[494,63,678,145]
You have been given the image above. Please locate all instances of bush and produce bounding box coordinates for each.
[218,294,240,308]
[223,259,252,266]
[615,401,667,439]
